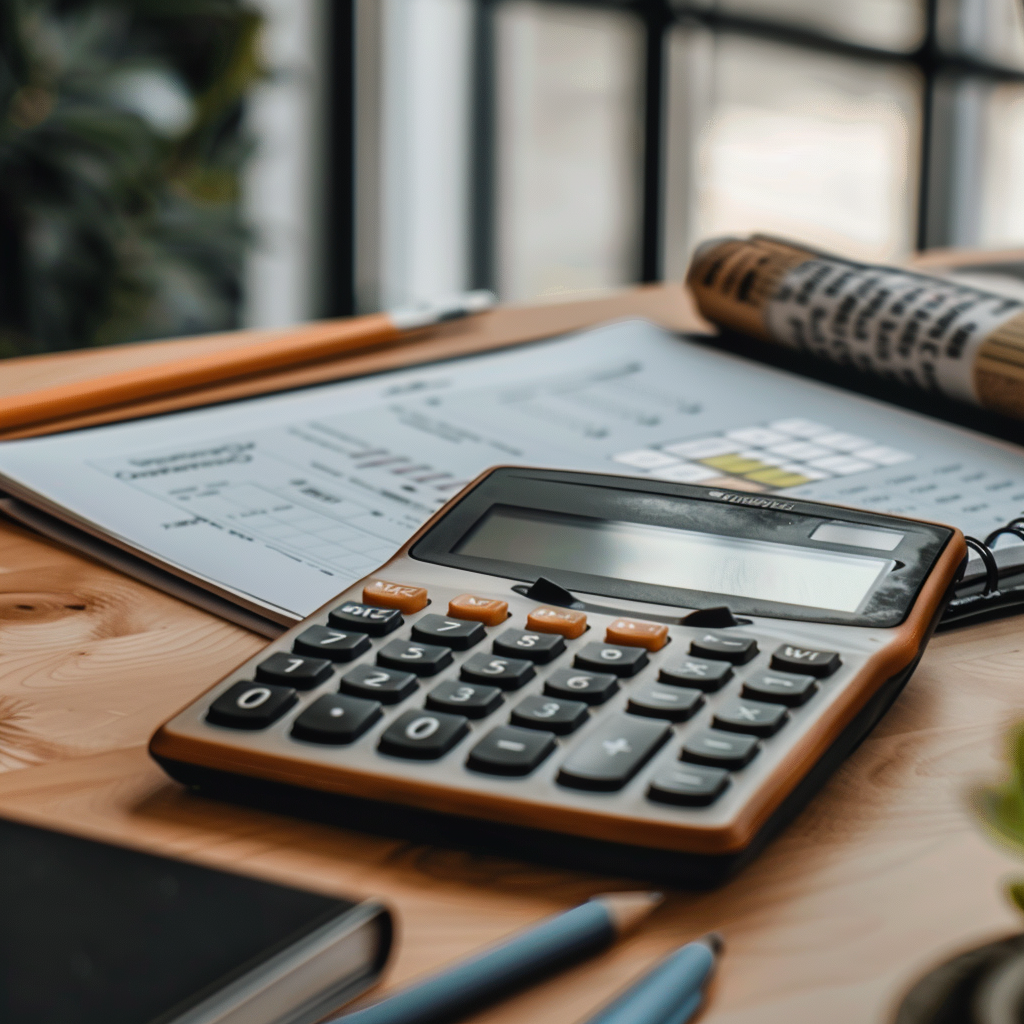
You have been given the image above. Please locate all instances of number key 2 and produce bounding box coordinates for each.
[339,664,418,703]
[255,652,333,690]
[293,625,370,662]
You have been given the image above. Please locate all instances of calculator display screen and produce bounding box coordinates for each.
[456,506,893,614]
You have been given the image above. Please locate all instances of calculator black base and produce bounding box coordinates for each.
[154,659,921,888]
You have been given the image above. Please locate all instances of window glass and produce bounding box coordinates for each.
[494,1,644,301]
[681,0,927,52]
[977,81,1024,246]
[936,0,1024,71]
[664,30,921,274]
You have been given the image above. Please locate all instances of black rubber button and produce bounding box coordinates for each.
[712,697,788,737]
[255,652,333,690]
[510,694,588,734]
[460,652,535,690]
[742,670,818,706]
[207,681,297,730]
[658,657,732,692]
[328,601,403,636]
[293,625,371,662]
[377,639,453,676]
[338,663,418,704]
[411,614,487,650]
[492,629,566,663]
[290,694,382,744]
[648,764,730,806]
[573,642,648,677]
[770,644,841,677]
[378,709,469,759]
[556,714,670,791]
[543,668,619,705]
[681,728,759,769]
[426,679,503,718]
[688,632,758,664]
[627,681,704,722]
[466,726,556,776]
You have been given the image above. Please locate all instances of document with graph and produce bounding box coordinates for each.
[1,319,1023,624]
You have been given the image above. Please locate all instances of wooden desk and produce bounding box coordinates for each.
[0,287,1021,1023]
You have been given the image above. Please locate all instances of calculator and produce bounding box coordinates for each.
[150,467,966,885]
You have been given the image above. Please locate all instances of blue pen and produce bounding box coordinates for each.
[582,933,723,1024]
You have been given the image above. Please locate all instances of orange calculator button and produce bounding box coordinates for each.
[605,618,669,651]
[526,606,587,639]
[448,594,508,625]
[363,579,428,614]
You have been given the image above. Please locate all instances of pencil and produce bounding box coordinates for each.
[0,291,494,434]
[329,891,664,1024]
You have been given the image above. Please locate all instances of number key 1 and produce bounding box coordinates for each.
[255,652,333,690]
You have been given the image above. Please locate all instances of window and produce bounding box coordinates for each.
[329,0,1024,314]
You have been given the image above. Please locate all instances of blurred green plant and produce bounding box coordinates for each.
[974,725,1024,912]
[0,0,264,357]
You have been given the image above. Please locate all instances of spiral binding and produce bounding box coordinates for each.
[946,517,1024,626]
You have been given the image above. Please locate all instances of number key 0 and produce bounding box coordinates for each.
[378,709,469,759]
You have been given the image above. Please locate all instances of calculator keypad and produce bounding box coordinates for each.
[196,575,860,818]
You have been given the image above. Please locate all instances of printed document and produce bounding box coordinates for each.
[1,320,1022,622]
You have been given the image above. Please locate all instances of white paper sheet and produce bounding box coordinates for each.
[2,319,1023,621]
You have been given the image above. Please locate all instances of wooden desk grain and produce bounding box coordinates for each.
[0,289,1022,1024]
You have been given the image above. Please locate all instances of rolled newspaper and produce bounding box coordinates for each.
[686,234,1024,419]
